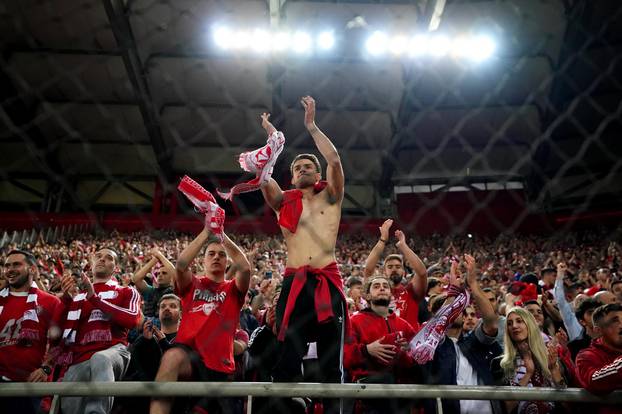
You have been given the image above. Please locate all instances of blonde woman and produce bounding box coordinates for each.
[499,307,565,414]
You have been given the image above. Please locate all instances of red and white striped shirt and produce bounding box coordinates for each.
[61,279,141,364]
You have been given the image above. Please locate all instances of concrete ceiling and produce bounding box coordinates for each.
[1,0,621,212]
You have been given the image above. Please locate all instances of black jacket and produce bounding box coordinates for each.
[418,322,503,414]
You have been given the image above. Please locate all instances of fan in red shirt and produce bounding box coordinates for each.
[150,226,251,414]
[57,248,141,414]
[1,249,62,414]
[363,219,427,332]
[344,275,417,414]
[576,303,622,414]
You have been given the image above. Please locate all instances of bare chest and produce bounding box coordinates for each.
[298,196,339,228]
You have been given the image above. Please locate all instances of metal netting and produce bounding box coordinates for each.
[0,1,622,412]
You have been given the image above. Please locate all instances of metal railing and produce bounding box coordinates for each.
[2,382,621,402]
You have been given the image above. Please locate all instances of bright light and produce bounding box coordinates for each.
[451,35,496,61]
[317,31,335,50]
[389,35,409,55]
[213,26,232,49]
[451,36,471,58]
[366,31,388,56]
[272,31,290,52]
[231,31,251,50]
[291,31,312,54]
[469,35,496,61]
[429,35,451,57]
[250,29,271,53]
[212,26,496,59]
[409,34,428,57]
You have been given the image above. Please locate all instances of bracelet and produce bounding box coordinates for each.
[379,239,387,244]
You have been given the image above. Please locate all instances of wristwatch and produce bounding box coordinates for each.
[40,365,52,376]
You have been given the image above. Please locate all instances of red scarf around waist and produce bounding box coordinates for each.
[278,181,328,233]
[277,262,349,341]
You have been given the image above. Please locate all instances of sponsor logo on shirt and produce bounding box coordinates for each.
[190,289,227,316]
[192,289,226,304]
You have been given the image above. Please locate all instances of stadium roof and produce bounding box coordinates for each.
[1,0,621,215]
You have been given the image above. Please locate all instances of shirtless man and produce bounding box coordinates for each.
[260,96,345,413]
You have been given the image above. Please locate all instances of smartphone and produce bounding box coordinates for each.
[144,316,161,329]
[265,271,273,280]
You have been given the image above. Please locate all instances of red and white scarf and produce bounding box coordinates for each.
[408,284,470,364]
[178,175,226,242]
[61,280,118,346]
[217,130,285,201]
[0,286,42,343]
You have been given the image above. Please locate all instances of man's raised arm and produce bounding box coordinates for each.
[465,254,498,336]
[395,230,428,301]
[363,219,393,278]
[222,234,252,294]
[175,228,209,293]
[259,112,284,211]
[301,96,344,203]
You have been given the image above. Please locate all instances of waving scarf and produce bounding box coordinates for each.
[408,284,470,364]
[217,131,285,201]
[178,176,226,242]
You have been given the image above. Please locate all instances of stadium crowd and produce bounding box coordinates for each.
[1,225,621,414]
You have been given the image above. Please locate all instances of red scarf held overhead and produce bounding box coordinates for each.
[278,262,349,341]
[217,130,285,201]
[177,175,226,242]
[0,287,42,343]
[278,181,328,233]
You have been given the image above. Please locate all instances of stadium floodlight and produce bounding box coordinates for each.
[272,31,291,52]
[409,34,428,57]
[428,34,451,57]
[389,35,409,55]
[291,31,313,54]
[212,25,495,60]
[213,26,232,49]
[469,35,496,61]
[250,29,271,53]
[451,35,496,61]
[450,36,469,57]
[231,30,251,50]
[365,31,388,56]
[317,31,335,50]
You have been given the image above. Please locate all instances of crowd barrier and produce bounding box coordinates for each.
[2,382,621,414]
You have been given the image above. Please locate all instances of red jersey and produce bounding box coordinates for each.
[175,276,245,374]
[62,280,141,364]
[576,338,622,414]
[344,308,416,382]
[393,283,421,332]
[576,338,622,392]
[0,288,61,381]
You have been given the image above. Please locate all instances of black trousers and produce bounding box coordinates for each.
[272,273,345,414]
[172,343,236,414]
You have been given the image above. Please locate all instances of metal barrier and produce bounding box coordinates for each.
[2,382,621,402]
